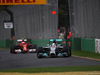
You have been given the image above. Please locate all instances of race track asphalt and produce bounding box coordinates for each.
[0,49,100,69]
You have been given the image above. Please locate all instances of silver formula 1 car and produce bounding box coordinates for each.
[37,39,71,58]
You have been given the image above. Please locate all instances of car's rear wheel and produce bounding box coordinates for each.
[56,48,61,55]
[37,47,43,53]
[68,46,71,56]
[10,45,13,53]
[32,44,37,52]
[28,44,37,53]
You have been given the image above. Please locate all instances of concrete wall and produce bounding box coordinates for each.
[0,11,11,40]
[0,0,58,40]
[69,0,100,39]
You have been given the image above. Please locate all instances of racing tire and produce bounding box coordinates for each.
[20,46,24,53]
[68,46,71,57]
[32,44,37,52]
[62,45,68,57]
[28,44,37,53]
[37,47,44,53]
[62,45,68,52]
[37,53,42,58]
[10,45,17,54]
[55,48,61,55]
[37,47,43,58]
[10,45,13,53]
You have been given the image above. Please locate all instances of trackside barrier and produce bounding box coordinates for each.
[72,38,95,53]
[31,38,97,53]
[0,40,6,48]
[6,39,11,48]
[71,38,81,51]
[81,38,95,53]
[0,38,97,54]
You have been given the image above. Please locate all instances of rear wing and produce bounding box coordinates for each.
[49,39,62,43]
[17,39,27,42]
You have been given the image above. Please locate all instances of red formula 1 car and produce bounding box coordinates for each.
[10,39,37,54]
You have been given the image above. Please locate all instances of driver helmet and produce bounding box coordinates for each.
[52,43,56,47]
[22,40,25,44]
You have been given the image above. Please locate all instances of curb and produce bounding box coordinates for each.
[72,55,100,61]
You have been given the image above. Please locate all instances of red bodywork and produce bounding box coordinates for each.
[16,41,32,52]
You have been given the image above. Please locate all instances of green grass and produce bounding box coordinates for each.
[0,65,100,73]
[72,50,100,59]
[0,48,9,49]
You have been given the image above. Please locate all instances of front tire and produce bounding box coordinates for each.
[37,47,43,58]
[10,45,17,54]
[62,45,68,57]
[68,46,71,56]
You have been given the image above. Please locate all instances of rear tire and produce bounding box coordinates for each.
[56,48,60,55]
[37,47,43,53]
[10,45,13,53]
[32,44,37,52]
[27,44,37,53]
[68,46,71,56]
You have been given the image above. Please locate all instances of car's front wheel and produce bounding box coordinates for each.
[10,45,17,54]
[37,47,43,58]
